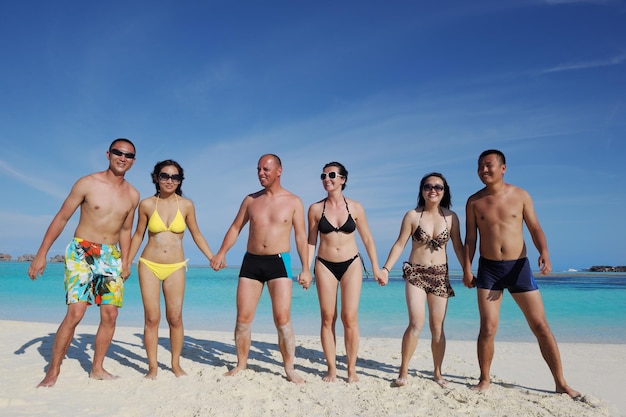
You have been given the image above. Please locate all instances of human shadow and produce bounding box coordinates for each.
[15,332,147,376]
[293,342,397,382]
[389,369,558,396]
[15,331,399,382]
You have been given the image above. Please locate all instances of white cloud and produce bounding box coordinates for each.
[0,160,67,199]
[542,52,626,73]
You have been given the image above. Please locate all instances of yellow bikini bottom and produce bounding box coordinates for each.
[138,257,188,281]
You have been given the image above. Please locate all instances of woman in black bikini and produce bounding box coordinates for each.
[307,162,387,383]
[380,172,464,387]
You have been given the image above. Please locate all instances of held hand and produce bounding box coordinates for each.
[210,254,227,271]
[121,265,131,281]
[297,270,312,290]
[462,272,477,288]
[376,268,388,286]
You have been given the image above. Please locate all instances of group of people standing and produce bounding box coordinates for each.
[27,138,579,400]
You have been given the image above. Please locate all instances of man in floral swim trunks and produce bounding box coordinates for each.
[28,138,140,387]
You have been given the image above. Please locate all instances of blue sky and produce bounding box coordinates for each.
[1,0,625,272]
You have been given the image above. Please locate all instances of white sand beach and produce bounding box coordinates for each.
[1,319,623,417]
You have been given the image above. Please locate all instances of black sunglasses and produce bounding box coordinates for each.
[110,148,136,159]
[158,172,183,183]
[320,172,344,180]
[423,184,444,192]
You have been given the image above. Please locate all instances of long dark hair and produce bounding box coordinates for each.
[151,159,184,196]
[417,172,451,209]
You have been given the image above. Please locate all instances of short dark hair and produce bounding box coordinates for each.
[151,160,184,196]
[417,172,452,209]
[479,149,506,165]
[323,161,348,190]
[109,138,135,153]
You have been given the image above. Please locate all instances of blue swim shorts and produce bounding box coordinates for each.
[476,257,538,293]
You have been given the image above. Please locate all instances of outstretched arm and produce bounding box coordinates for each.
[293,197,311,289]
[119,195,139,280]
[380,210,414,283]
[27,179,87,280]
[462,198,478,288]
[353,201,385,286]
[522,190,551,275]
[449,211,465,268]
[306,203,320,274]
[185,201,214,263]
[210,196,250,271]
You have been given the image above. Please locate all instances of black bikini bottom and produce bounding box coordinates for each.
[316,253,361,281]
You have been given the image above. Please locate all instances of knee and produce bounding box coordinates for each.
[65,308,87,324]
[341,312,358,329]
[406,321,423,336]
[429,324,444,341]
[478,322,498,339]
[166,313,183,328]
[144,312,160,328]
[101,308,118,325]
[320,310,337,327]
[273,312,291,328]
[529,320,552,338]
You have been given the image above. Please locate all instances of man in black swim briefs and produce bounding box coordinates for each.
[239,252,292,283]
[210,154,311,385]
[462,149,580,399]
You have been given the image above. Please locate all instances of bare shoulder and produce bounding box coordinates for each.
[467,187,487,203]
[281,188,303,205]
[440,207,458,218]
[77,171,104,186]
[178,195,194,208]
[308,198,325,212]
[344,196,363,210]
[507,183,529,195]
[139,195,157,208]
[126,182,140,201]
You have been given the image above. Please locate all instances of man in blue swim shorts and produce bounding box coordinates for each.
[462,149,580,399]
[211,154,312,384]
[476,256,538,293]
[28,138,140,388]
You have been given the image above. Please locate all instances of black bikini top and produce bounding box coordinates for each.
[318,198,357,234]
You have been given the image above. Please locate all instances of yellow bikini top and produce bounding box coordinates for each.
[147,195,186,234]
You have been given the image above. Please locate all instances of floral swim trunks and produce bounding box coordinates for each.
[64,238,124,307]
[402,262,455,298]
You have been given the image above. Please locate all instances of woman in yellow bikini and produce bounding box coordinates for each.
[130,160,214,379]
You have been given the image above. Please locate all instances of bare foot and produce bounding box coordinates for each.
[172,366,187,378]
[470,379,490,393]
[89,369,120,381]
[322,372,337,382]
[347,373,359,384]
[434,378,448,388]
[391,377,407,388]
[557,384,582,399]
[286,369,305,385]
[37,372,59,388]
[144,369,158,380]
[223,365,245,377]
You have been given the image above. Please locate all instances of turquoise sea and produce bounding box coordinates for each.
[1,262,625,344]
